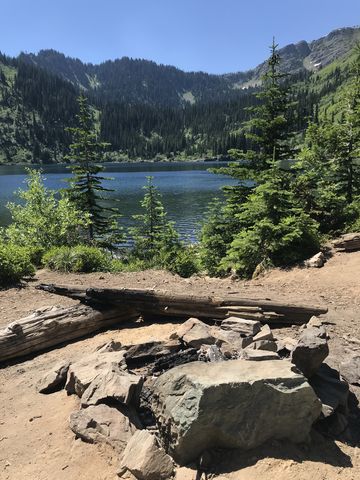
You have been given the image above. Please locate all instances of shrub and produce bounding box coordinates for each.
[0,244,35,287]
[43,246,112,273]
[160,246,200,278]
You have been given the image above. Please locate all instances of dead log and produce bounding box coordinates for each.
[0,304,139,363]
[37,284,327,325]
[332,233,360,251]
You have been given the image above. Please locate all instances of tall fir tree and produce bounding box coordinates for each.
[65,95,122,247]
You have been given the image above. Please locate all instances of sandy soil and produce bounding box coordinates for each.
[1,250,360,480]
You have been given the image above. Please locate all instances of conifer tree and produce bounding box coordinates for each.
[66,95,122,247]
[130,176,180,263]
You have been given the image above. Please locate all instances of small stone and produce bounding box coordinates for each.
[171,318,215,349]
[247,339,277,352]
[37,361,70,394]
[239,349,279,361]
[220,317,261,336]
[118,430,174,480]
[304,252,325,268]
[253,324,273,342]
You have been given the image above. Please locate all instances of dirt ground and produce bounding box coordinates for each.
[1,250,360,480]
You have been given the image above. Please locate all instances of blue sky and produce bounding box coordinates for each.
[1,0,359,73]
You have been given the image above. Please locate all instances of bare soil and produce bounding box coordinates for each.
[1,250,360,480]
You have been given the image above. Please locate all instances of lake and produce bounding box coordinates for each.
[0,162,237,242]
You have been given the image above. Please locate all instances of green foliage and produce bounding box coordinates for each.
[3,169,89,248]
[43,245,112,273]
[0,243,35,287]
[66,95,122,247]
[130,177,180,262]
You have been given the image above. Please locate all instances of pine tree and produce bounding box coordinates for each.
[200,39,319,277]
[130,176,180,263]
[65,95,122,247]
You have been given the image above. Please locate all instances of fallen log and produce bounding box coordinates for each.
[0,304,139,363]
[332,232,360,252]
[37,284,328,325]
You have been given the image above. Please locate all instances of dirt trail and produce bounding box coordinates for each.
[0,251,360,480]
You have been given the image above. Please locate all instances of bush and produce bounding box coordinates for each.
[160,246,200,278]
[43,246,112,273]
[110,257,148,273]
[0,244,35,287]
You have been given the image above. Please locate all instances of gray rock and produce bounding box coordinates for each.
[309,363,349,418]
[307,316,323,328]
[291,327,329,377]
[276,337,298,356]
[340,354,360,385]
[65,350,127,397]
[37,361,70,394]
[171,318,214,349]
[69,404,139,453]
[96,340,123,353]
[118,430,174,480]
[81,369,144,408]
[253,324,273,342]
[220,317,261,336]
[239,349,279,361]
[152,359,321,465]
[247,339,277,352]
[305,252,325,268]
[198,344,224,362]
[212,328,253,350]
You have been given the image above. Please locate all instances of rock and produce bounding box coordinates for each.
[304,252,325,268]
[198,344,224,362]
[96,340,123,353]
[171,318,214,349]
[239,349,279,361]
[309,363,349,418]
[37,361,70,394]
[291,327,329,378]
[81,369,144,408]
[247,339,277,352]
[69,404,139,453]
[152,359,321,465]
[220,317,261,337]
[340,354,360,385]
[124,340,181,368]
[307,316,323,329]
[212,328,253,349]
[276,337,298,357]
[65,350,127,397]
[118,430,174,480]
[253,324,273,342]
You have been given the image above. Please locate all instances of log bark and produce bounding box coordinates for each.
[0,304,139,363]
[37,284,328,325]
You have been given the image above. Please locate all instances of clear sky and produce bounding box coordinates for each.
[1,0,359,74]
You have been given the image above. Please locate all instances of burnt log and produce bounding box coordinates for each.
[332,233,360,252]
[37,284,328,326]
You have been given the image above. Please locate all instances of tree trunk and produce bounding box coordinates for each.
[0,304,139,363]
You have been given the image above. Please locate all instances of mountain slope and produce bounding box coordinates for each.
[19,26,360,106]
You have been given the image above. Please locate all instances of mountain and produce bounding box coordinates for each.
[18,26,360,107]
[0,26,359,164]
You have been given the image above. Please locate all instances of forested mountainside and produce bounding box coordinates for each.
[0,26,359,163]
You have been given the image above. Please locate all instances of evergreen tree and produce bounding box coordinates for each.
[130,176,180,263]
[66,95,122,247]
[200,39,319,277]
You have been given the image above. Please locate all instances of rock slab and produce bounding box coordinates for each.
[118,429,174,480]
[291,327,329,378]
[152,359,321,464]
[37,361,70,394]
[69,404,139,453]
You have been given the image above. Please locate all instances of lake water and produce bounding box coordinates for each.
[0,162,237,242]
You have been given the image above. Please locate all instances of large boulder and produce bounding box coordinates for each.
[65,350,127,397]
[69,404,140,453]
[81,369,144,408]
[291,327,329,378]
[152,359,321,465]
[118,429,174,480]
